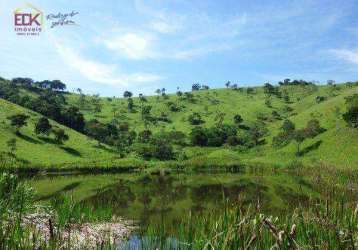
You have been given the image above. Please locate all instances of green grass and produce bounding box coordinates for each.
[1,82,358,170]
[69,83,358,169]
[0,98,117,168]
[134,201,357,249]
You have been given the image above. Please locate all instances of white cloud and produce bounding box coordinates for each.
[149,20,180,34]
[329,49,358,65]
[54,42,161,87]
[103,33,154,60]
[173,44,232,60]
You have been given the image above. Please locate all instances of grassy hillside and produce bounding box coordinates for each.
[67,83,358,169]
[0,98,117,168]
[1,79,357,170]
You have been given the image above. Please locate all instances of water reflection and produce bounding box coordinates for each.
[78,173,316,232]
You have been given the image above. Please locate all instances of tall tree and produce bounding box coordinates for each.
[52,128,69,144]
[7,114,29,134]
[35,117,52,136]
[123,91,133,98]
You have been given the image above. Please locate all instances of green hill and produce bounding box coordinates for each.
[67,84,358,169]
[1,78,357,170]
[0,98,116,168]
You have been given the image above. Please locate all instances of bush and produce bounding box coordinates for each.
[131,143,153,160]
[190,127,208,146]
[233,114,243,124]
[166,102,181,112]
[226,135,240,146]
[188,112,204,125]
[151,136,174,160]
[315,96,326,103]
[343,94,358,128]
[35,117,52,136]
[138,129,152,143]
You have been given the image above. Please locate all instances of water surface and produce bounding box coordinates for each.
[29,170,342,234]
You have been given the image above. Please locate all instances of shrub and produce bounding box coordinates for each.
[151,136,174,160]
[131,143,153,160]
[342,94,358,128]
[7,113,29,134]
[315,96,326,103]
[190,127,208,146]
[138,129,152,143]
[52,128,69,144]
[35,117,52,136]
[226,135,240,146]
[233,114,243,124]
[188,112,204,125]
[166,102,181,112]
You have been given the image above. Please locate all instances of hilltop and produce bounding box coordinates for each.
[0,77,357,170]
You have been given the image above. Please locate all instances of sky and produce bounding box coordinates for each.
[0,0,357,96]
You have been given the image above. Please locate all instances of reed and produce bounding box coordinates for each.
[132,201,357,250]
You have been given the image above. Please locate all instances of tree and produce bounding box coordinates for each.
[293,129,306,156]
[85,120,107,146]
[142,105,152,120]
[190,127,208,146]
[151,134,174,160]
[225,81,231,88]
[188,112,204,125]
[281,119,295,134]
[91,94,102,113]
[35,117,52,136]
[7,114,29,134]
[263,83,275,96]
[201,85,210,90]
[192,83,201,91]
[315,96,326,103]
[61,106,85,132]
[50,80,66,91]
[155,89,161,100]
[283,94,290,103]
[184,92,195,102]
[231,84,238,90]
[123,91,133,98]
[305,119,324,137]
[12,78,34,88]
[265,99,272,108]
[176,90,183,97]
[327,80,335,85]
[167,101,181,112]
[52,128,69,144]
[139,94,148,120]
[227,135,240,146]
[138,129,152,143]
[127,98,134,112]
[248,121,268,146]
[247,87,254,94]
[273,119,324,156]
[343,94,358,128]
[233,114,243,124]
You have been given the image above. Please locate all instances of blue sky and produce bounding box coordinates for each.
[0,0,357,96]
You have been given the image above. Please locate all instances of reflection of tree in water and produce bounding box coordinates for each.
[84,175,190,228]
[190,179,269,211]
[83,180,136,212]
[274,185,311,209]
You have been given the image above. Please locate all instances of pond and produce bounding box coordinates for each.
[28,170,356,234]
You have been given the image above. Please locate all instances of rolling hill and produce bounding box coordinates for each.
[1,79,357,170]
[0,98,117,168]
